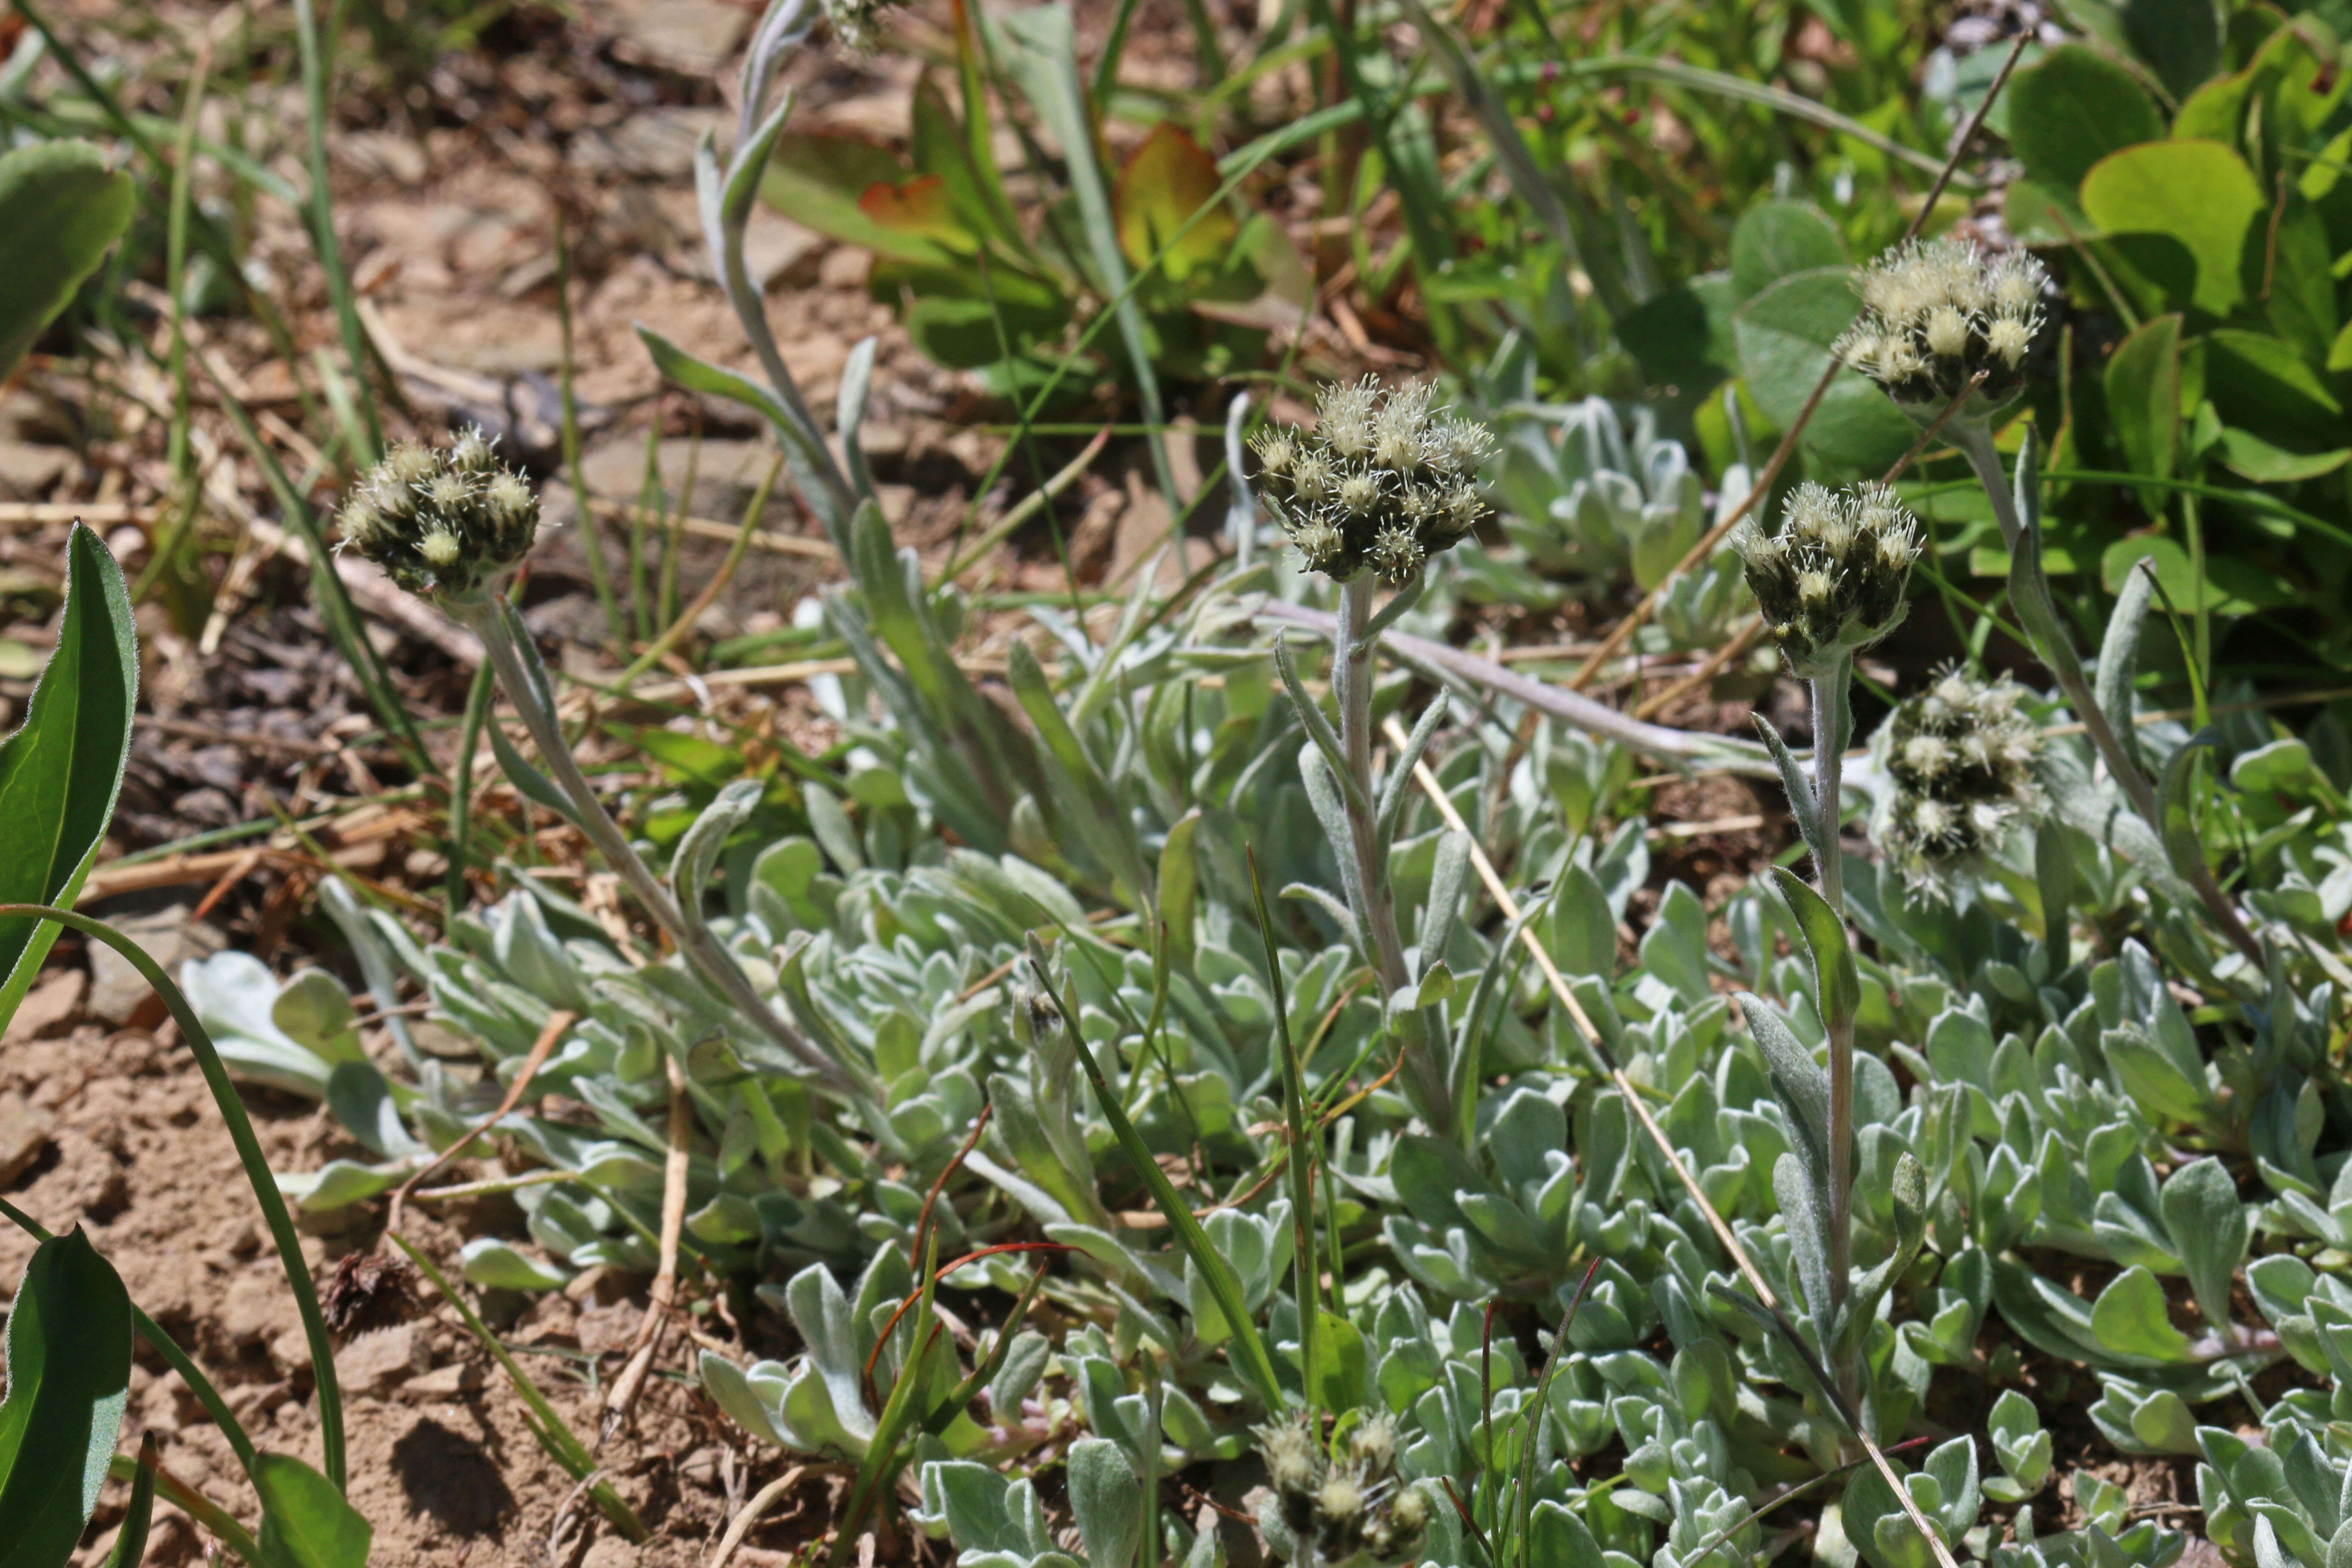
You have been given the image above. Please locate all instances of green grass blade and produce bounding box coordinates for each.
[1000,5,1176,510]
[109,1434,159,1568]
[292,0,383,460]
[1245,849,1319,1411]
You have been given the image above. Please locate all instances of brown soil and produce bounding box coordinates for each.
[0,986,836,1565]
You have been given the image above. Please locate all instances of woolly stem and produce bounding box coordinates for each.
[452,593,863,1097]
[1952,423,2262,965]
[1810,655,1852,913]
[1335,576,1450,1137]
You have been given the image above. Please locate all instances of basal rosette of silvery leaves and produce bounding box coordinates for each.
[207,529,2352,1568]
[211,418,2352,1568]
[1464,379,1755,652]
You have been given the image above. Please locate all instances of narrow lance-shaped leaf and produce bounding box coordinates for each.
[0,1228,134,1568]
[0,523,137,1037]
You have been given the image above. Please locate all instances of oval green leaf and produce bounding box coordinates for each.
[2079,140,2263,316]
[1732,268,1914,475]
[2005,45,2163,200]
[254,1452,373,1568]
[0,141,136,380]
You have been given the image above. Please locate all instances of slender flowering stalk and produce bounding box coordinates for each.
[1838,236,2260,960]
[1259,380,1492,1136]
[338,432,863,1098]
[1736,482,1921,911]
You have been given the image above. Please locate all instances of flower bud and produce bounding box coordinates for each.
[1314,1465,1367,1525]
[336,427,542,600]
[1252,378,1492,585]
[1347,1412,1399,1473]
[1871,665,2046,895]
[1837,239,2048,420]
[1734,481,1920,675]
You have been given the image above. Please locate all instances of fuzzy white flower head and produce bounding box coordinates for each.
[1871,664,2049,897]
[1740,481,1920,676]
[1252,378,1492,584]
[1316,1467,1367,1523]
[1318,377,1381,460]
[1838,237,2048,420]
[1253,429,1298,476]
[821,0,902,53]
[337,427,543,599]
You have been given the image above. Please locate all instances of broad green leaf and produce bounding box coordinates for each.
[2097,558,2156,775]
[0,524,137,1038]
[1728,200,1844,303]
[759,131,955,265]
[2101,314,2181,518]
[2160,1156,2248,1328]
[1114,122,1237,283]
[2204,329,2346,478]
[0,1229,132,1568]
[1314,1309,1371,1411]
[2121,0,2220,100]
[2158,730,2223,902]
[2091,1267,2193,1362]
[1732,268,1914,475]
[2079,141,2263,316]
[909,75,1011,247]
[2006,45,2163,200]
[2233,738,2314,798]
[0,141,136,380]
[2099,534,2293,615]
[254,1452,372,1568]
[458,1237,572,1292]
[858,175,977,252]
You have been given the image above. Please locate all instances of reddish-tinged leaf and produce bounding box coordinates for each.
[1114,122,1236,282]
[859,175,974,252]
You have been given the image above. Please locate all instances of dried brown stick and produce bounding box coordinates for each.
[385,1007,576,1241]
[605,1050,695,1437]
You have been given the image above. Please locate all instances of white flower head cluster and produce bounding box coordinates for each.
[1836,238,2048,417]
[821,0,901,54]
[1871,664,2047,895]
[1254,1409,1428,1563]
[336,427,542,601]
[1733,480,1922,676]
[1252,378,1493,585]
